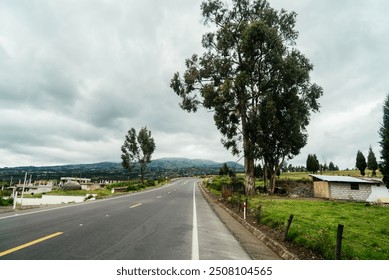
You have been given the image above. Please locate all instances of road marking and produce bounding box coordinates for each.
[157,196,162,198]
[0,178,192,221]
[192,183,199,260]
[129,203,142,209]
[0,232,63,257]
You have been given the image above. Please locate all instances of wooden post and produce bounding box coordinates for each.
[336,224,344,260]
[257,205,262,224]
[283,214,294,242]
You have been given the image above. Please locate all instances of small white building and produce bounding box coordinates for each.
[310,174,389,203]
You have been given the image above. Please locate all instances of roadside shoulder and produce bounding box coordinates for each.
[199,184,298,260]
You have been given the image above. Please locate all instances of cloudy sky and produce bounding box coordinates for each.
[0,0,388,169]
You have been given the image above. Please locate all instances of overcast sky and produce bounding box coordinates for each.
[1,0,388,169]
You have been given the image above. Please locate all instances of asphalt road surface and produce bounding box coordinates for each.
[0,178,250,260]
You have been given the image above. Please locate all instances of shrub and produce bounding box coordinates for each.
[0,196,14,206]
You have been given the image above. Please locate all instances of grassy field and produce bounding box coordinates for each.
[248,196,389,260]
[279,169,382,180]
[205,175,389,260]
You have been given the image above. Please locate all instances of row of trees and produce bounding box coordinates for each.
[306,154,339,173]
[171,0,323,194]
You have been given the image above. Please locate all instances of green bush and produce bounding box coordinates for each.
[0,196,13,206]
[145,179,156,187]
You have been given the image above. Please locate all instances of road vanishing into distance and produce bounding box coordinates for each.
[0,178,250,260]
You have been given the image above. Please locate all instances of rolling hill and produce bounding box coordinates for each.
[0,158,244,182]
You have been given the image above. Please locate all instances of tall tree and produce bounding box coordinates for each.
[170,0,322,195]
[306,154,320,174]
[328,161,336,171]
[379,94,389,185]
[121,127,156,184]
[356,150,367,176]
[219,163,231,176]
[367,145,378,176]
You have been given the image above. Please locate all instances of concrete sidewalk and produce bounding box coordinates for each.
[199,185,298,260]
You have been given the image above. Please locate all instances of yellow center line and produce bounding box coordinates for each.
[129,203,142,209]
[0,232,63,257]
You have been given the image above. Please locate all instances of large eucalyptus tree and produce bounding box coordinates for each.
[171,0,322,194]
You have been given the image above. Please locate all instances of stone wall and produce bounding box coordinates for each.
[276,180,314,197]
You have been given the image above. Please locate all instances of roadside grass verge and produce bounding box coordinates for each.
[249,196,389,259]
[279,169,382,180]
[206,175,389,260]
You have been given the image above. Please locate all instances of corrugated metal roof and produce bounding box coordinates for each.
[309,174,376,184]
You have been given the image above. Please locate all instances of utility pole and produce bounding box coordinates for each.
[20,172,28,207]
[12,176,17,210]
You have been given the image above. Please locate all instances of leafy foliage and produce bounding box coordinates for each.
[170,0,322,195]
[306,154,320,173]
[379,94,389,184]
[367,146,378,176]
[356,150,367,176]
[121,127,156,184]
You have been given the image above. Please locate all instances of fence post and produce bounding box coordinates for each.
[336,224,344,260]
[283,214,294,241]
[256,204,262,224]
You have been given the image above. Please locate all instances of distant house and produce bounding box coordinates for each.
[310,174,389,203]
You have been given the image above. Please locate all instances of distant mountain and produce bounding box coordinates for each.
[149,157,243,170]
[0,158,244,182]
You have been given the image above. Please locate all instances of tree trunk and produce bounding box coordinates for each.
[242,117,255,196]
[263,159,268,192]
[270,170,277,194]
[245,156,255,195]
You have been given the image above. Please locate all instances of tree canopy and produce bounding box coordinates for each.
[367,146,378,176]
[170,0,322,194]
[306,154,320,174]
[121,127,156,184]
[356,150,367,176]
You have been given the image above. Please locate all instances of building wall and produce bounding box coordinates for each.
[366,185,389,202]
[330,182,372,201]
[313,181,330,198]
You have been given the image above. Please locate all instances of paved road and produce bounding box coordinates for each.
[0,178,250,260]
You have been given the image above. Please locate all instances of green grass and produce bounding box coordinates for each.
[279,169,382,180]
[206,174,389,260]
[46,189,112,197]
[248,196,389,259]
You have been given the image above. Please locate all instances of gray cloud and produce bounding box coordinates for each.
[0,0,388,169]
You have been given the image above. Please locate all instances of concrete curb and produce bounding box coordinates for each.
[199,185,298,260]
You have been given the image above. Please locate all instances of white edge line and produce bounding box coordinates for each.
[191,182,200,260]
